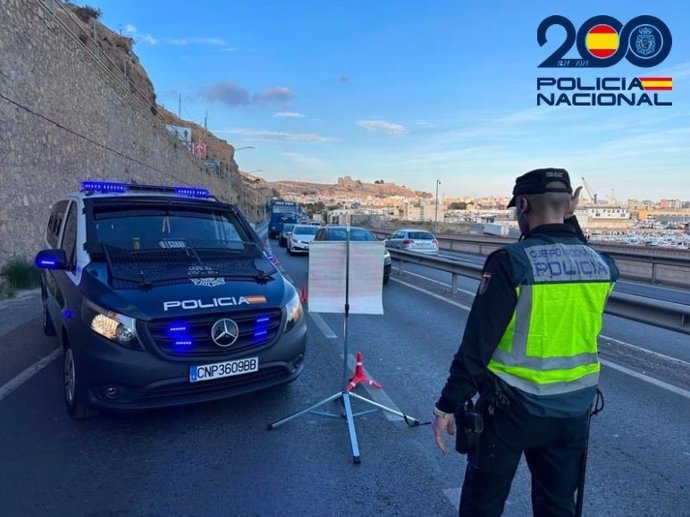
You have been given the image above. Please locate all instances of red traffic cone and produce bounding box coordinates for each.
[346,352,382,392]
[299,286,308,303]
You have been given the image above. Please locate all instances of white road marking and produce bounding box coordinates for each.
[308,312,337,339]
[0,348,61,402]
[599,334,690,368]
[600,359,690,400]
[390,277,473,311]
[443,487,461,512]
[392,269,475,296]
[345,353,407,423]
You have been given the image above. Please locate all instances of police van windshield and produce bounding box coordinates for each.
[94,209,250,247]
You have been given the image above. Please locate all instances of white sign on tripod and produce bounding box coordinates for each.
[307,241,384,315]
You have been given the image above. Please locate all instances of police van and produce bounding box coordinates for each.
[35,181,306,419]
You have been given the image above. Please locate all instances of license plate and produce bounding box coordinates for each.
[190,357,259,383]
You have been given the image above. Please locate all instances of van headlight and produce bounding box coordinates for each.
[82,300,142,350]
[284,290,304,333]
[384,248,391,265]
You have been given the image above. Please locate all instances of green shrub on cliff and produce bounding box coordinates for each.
[73,5,102,23]
[1,258,42,290]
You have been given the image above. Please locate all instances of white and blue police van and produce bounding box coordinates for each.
[36,181,306,419]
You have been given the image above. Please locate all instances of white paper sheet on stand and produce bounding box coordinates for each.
[307,241,384,315]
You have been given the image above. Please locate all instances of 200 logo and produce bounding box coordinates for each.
[538,15,672,68]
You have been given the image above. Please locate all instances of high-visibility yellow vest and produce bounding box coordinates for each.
[488,238,618,396]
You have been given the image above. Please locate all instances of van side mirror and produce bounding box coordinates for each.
[35,249,68,270]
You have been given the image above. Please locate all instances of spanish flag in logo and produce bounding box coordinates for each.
[244,295,267,304]
[585,24,619,58]
[639,77,673,91]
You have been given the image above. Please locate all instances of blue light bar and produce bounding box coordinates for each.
[252,314,271,343]
[167,322,194,351]
[81,181,128,193]
[80,180,213,198]
[175,187,211,198]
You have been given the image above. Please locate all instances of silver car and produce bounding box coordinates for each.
[384,229,439,255]
[279,223,295,248]
[287,224,319,254]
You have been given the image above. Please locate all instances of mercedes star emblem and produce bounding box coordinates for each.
[211,318,240,348]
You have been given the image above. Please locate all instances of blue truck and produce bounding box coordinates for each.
[267,200,300,239]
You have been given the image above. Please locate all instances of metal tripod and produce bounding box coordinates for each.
[266,226,421,464]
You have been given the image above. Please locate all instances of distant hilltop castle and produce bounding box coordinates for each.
[337,176,359,187]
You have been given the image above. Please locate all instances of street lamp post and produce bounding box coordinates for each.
[434,179,441,232]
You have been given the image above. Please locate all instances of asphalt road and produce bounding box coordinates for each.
[0,240,688,517]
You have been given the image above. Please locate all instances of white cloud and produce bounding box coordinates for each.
[166,37,228,46]
[215,128,337,143]
[202,82,251,107]
[121,24,157,45]
[357,119,408,136]
[201,83,298,108]
[254,87,295,104]
[121,26,236,48]
[140,34,158,45]
[273,111,305,118]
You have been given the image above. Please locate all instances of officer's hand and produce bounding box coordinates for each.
[433,414,456,454]
[568,186,583,216]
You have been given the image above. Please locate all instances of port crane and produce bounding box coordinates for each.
[581,177,597,205]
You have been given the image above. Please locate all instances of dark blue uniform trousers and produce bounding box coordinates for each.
[459,400,589,517]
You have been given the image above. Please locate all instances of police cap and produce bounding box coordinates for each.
[507,168,573,208]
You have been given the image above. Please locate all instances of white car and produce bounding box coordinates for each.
[287,224,319,254]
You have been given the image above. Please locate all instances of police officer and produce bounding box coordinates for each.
[432,168,619,517]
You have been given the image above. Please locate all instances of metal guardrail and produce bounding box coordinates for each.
[372,230,690,288]
[389,249,690,336]
[602,250,690,286]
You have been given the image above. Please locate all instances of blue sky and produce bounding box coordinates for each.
[85,1,690,202]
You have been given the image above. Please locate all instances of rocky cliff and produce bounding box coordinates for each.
[0,0,270,265]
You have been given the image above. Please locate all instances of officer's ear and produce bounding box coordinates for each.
[518,197,529,215]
